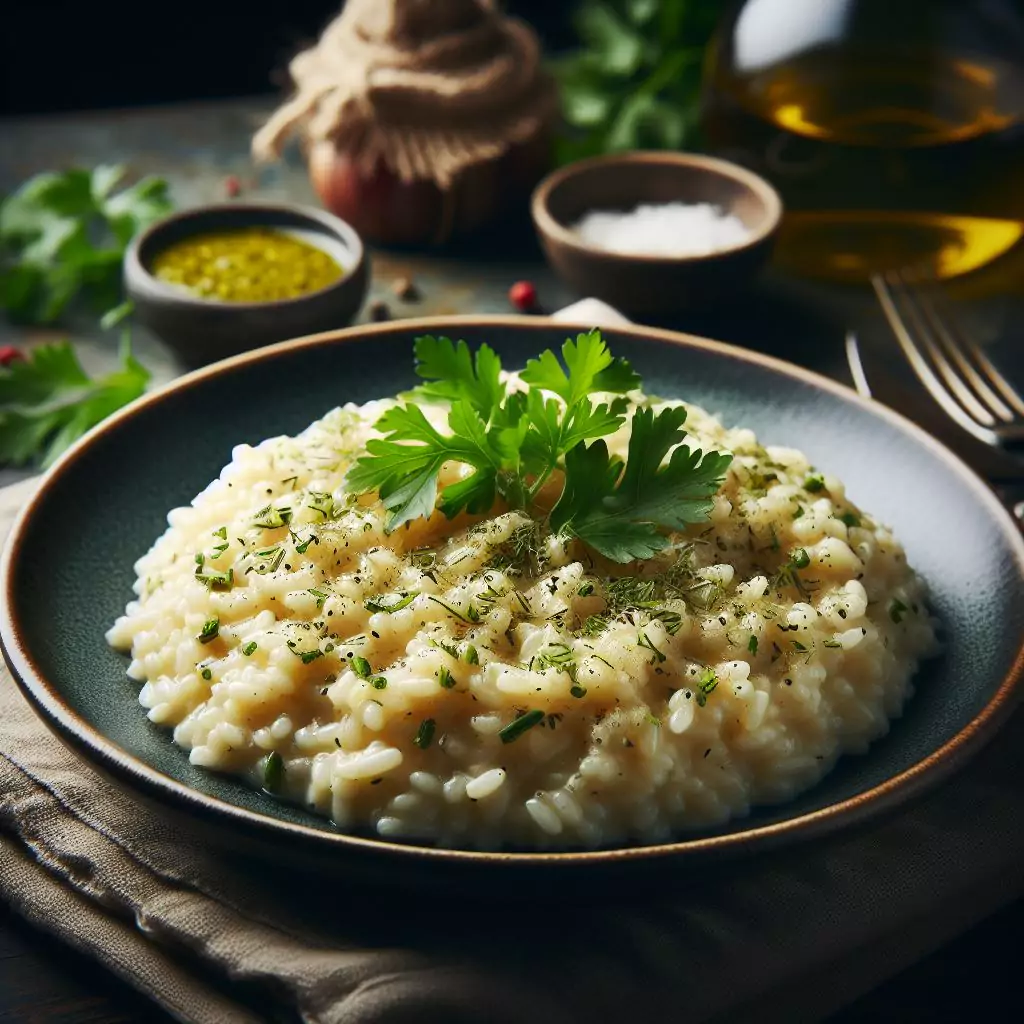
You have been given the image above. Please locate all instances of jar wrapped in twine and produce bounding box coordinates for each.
[253,0,557,246]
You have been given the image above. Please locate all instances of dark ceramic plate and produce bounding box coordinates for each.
[3,318,1023,884]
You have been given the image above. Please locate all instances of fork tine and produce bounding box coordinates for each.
[967,343,1024,419]
[909,282,1021,421]
[844,330,873,400]
[890,272,998,426]
[871,273,999,445]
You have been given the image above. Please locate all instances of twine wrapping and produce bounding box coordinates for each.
[252,0,556,189]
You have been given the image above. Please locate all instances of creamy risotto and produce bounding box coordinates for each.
[107,360,938,849]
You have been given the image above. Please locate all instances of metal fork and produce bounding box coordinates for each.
[872,270,1024,452]
[845,328,1024,526]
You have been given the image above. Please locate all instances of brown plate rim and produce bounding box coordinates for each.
[3,314,1023,868]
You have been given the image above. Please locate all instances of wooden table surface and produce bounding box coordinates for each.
[1,96,1022,1023]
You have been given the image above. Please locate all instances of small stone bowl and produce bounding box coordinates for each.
[125,203,370,366]
[531,152,782,319]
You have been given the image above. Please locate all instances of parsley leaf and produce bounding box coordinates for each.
[0,335,149,467]
[344,401,499,531]
[521,388,629,473]
[0,165,172,324]
[405,335,504,418]
[520,329,640,405]
[550,406,733,561]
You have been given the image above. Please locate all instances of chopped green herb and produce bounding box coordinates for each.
[413,718,436,749]
[577,582,595,596]
[370,676,388,690]
[438,666,456,689]
[792,506,805,520]
[241,642,258,657]
[351,656,372,678]
[410,549,437,570]
[637,631,666,663]
[263,751,284,790]
[889,598,908,624]
[428,637,460,659]
[748,635,758,655]
[426,595,480,624]
[252,505,292,529]
[699,667,718,694]
[686,580,721,611]
[499,709,545,744]
[200,667,212,680]
[213,526,227,539]
[804,473,826,493]
[606,575,657,610]
[308,587,329,609]
[305,491,339,520]
[533,643,575,671]
[365,592,418,614]
[294,533,318,554]
[252,547,284,575]
[822,639,842,648]
[196,617,219,643]
[464,645,479,665]
[299,649,324,664]
[651,608,682,635]
[570,684,588,698]
[792,640,808,652]
[791,548,811,570]
[839,511,860,528]
[194,553,205,566]
[195,568,233,590]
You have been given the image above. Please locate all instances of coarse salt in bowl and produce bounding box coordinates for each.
[571,202,753,258]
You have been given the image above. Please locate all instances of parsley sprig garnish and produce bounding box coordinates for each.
[345,331,733,563]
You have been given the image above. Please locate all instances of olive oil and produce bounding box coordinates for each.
[153,228,343,302]
[703,4,1024,282]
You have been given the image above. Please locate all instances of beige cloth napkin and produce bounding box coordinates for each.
[3,306,1024,1023]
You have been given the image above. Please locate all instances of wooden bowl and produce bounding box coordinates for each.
[125,203,370,367]
[531,152,782,318]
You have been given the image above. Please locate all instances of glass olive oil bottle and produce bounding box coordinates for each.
[702,0,1024,282]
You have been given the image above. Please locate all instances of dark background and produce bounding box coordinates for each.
[0,1,579,117]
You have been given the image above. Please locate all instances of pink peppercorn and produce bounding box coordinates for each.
[508,280,537,312]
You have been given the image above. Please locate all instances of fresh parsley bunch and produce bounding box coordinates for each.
[0,338,150,468]
[0,164,171,467]
[553,0,722,164]
[0,164,172,324]
[345,331,733,563]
